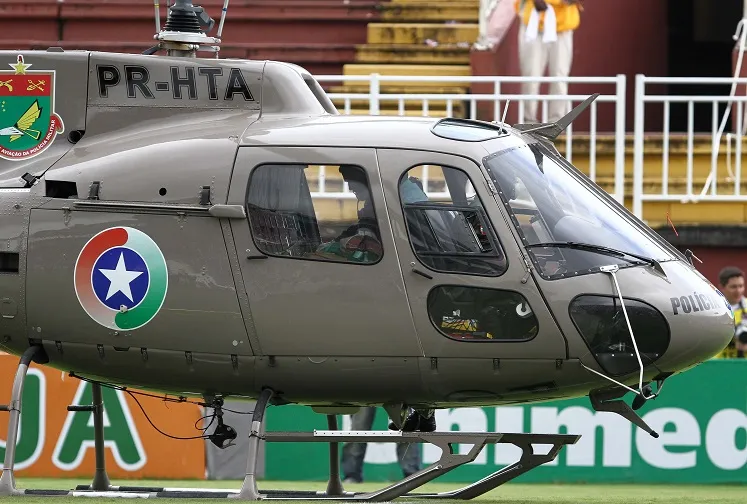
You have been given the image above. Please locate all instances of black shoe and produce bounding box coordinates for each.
[388,411,435,432]
[388,410,420,431]
[418,414,436,432]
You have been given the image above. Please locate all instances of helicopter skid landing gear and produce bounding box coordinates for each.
[251,430,579,501]
[0,345,45,497]
[3,379,579,500]
[67,382,113,492]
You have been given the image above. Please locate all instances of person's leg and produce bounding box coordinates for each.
[396,441,422,478]
[547,28,574,123]
[519,23,549,123]
[341,407,375,483]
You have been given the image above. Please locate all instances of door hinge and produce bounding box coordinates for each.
[521,256,532,284]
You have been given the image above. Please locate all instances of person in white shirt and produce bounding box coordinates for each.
[515,0,582,123]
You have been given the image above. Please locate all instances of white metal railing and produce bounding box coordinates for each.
[633,75,747,218]
[315,74,628,203]
[308,164,451,201]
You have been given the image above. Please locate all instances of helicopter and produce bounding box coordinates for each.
[0,0,736,500]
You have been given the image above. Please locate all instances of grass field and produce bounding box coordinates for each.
[4,479,747,503]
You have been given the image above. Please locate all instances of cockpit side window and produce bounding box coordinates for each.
[246,164,382,265]
[398,164,507,277]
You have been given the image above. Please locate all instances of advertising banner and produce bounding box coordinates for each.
[264,360,747,484]
[0,353,205,479]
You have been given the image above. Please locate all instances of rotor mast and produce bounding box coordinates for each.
[150,0,228,57]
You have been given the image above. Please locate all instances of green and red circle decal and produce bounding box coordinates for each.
[74,227,168,330]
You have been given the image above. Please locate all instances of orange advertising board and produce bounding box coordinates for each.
[0,352,206,479]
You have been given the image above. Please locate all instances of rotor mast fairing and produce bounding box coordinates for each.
[145,0,223,58]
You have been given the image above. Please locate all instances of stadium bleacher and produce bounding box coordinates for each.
[333,0,477,117]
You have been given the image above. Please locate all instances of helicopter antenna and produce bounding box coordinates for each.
[154,0,161,33]
[500,99,510,125]
[216,0,231,39]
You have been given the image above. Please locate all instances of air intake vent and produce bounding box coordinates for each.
[0,252,19,273]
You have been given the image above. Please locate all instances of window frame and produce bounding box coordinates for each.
[398,164,508,278]
[244,162,384,266]
[426,284,540,343]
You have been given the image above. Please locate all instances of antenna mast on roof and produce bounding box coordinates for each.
[144,0,230,58]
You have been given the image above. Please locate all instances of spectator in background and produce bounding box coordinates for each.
[475,0,517,51]
[515,0,582,123]
[718,266,747,358]
[341,407,421,483]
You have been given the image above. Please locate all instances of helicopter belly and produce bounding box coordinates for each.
[22,206,253,391]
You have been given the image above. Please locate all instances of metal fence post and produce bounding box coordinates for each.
[633,74,645,219]
[370,73,380,116]
[614,74,626,204]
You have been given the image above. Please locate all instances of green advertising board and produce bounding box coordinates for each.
[264,360,747,484]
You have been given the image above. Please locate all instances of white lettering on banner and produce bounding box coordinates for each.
[636,408,700,469]
[423,408,488,464]
[354,405,747,471]
[531,406,632,467]
[494,407,523,465]
[705,409,747,470]
[340,414,398,464]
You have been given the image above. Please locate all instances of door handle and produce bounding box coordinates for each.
[209,204,246,219]
[410,262,433,279]
[246,249,268,260]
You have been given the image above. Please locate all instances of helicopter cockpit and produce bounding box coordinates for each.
[480,140,677,378]
[484,141,676,280]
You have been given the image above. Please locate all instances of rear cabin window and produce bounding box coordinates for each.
[399,164,507,276]
[246,164,382,264]
[428,286,539,341]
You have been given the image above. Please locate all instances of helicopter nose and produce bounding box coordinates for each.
[569,260,733,384]
[653,261,734,373]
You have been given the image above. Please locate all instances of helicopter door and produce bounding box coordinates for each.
[227,146,424,360]
[376,149,567,398]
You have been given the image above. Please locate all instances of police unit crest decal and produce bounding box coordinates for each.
[0,55,65,161]
[74,227,168,331]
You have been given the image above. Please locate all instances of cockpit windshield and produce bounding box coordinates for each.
[483,142,674,280]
